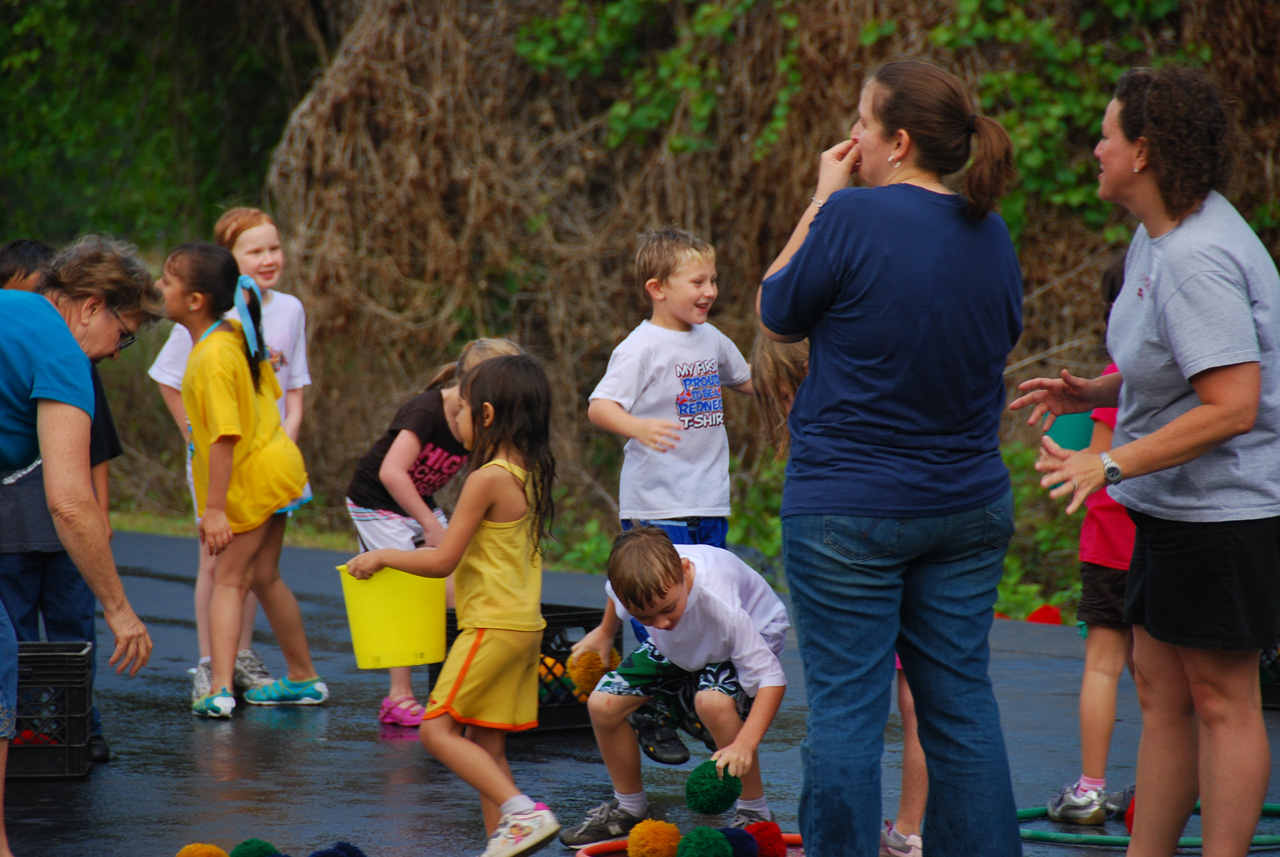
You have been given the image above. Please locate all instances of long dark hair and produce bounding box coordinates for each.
[458,354,556,551]
[165,242,266,392]
[870,60,1016,220]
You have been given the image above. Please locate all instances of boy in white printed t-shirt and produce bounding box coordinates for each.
[560,527,789,849]
[588,226,753,549]
[587,226,754,765]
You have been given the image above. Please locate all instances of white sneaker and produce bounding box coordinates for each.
[189,661,212,702]
[234,648,275,691]
[479,803,560,857]
[880,820,923,857]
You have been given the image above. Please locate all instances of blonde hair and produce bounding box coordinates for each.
[750,335,809,458]
[38,234,163,322]
[213,207,278,251]
[423,337,524,390]
[607,527,684,610]
[635,227,714,300]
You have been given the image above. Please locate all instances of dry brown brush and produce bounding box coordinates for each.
[248,0,1279,537]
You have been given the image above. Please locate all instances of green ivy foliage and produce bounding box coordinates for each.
[0,0,324,245]
[516,0,800,159]
[928,0,1203,242]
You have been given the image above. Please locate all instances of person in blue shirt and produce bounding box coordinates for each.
[757,60,1023,857]
[0,235,159,857]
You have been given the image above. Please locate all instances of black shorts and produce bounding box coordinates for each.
[1077,562,1130,629]
[1124,509,1280,650]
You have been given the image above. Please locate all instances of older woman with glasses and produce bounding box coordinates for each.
[0,234,159,857]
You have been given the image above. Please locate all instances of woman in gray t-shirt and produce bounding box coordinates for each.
[1012,66,1280,857]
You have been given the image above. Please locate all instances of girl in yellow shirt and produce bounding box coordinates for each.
[346,354,559,857]
[159,243,326,718]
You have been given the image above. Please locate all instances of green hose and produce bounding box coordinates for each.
[1017,803,1280,848]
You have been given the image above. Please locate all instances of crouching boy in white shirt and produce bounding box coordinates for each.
[560,526,789,848]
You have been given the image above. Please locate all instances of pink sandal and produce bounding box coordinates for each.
[378,696,425,726]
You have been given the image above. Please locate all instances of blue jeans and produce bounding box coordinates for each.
[0,551,102,736]
[783,489,1020,857]
[0,599,15,740]
[622,517,729,644]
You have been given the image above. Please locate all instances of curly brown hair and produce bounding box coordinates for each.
[1114,66,1243,221]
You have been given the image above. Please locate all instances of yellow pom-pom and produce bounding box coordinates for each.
[628,818,682,857]
[176,845,230,857]
[567,647,622,700]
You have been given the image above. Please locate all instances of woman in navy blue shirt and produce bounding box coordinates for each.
[757,60,1023,857]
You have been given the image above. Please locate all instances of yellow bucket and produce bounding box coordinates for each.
[336,565,446,669]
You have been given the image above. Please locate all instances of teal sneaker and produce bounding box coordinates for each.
[192,687,236,718]
[243,676,329,706]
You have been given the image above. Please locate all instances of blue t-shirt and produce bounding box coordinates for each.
[759,184,1022,517]
[0,291,95,471]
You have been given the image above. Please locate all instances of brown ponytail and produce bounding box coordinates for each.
[962,114,1017,221]
[870,60,1017,221]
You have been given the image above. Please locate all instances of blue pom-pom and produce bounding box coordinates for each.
[717,827,759,857]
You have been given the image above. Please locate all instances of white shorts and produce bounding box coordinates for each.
[346,498,449,551]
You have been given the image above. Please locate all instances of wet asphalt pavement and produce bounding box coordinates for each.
[6,531,1280,856]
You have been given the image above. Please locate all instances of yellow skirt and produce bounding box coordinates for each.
[423,627,542,731]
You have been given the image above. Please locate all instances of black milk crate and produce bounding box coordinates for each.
[428,604,622,732]
[7,641,93,779]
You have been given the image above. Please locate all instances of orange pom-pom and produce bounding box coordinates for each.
[628,818,682,857]
[176,845,230,857]
[567,647,622,700]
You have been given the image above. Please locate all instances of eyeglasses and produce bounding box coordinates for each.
[106,305,138,351]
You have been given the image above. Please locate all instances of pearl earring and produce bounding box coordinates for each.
[1133,166,1140,173]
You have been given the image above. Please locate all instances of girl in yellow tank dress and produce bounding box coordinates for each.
[345,353,559,857]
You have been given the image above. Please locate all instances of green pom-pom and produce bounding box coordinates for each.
[676,826,732,857]
[230,839,281,857]
[685,760,742,814]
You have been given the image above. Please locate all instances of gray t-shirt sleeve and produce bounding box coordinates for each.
[1160,268,1259,379]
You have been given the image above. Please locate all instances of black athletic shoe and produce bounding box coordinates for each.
[628,709,689,765]
[559,799,646,848]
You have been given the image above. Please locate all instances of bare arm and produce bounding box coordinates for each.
[587,397,681,453]
[1037,362,1259,514]
[711,683,785,778]
[91,460,112,541]
[572,598,622,663]
[282,387,304,442]
[1009,369,1123,430]
[378,429,447,546]
[728,378,755,397]
[757,137,860,342]
[345,465,509,579]
[156,382,189,444]
[199,437,236,555]
[38,401,151,676]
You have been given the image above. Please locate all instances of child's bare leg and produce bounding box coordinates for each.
[207,521,272,692]
[420,714,518,833]
[388,666,415,700]
[194,545,217,658]
[895,671,928,835]
[248,515,317,680]
[587,690,649,794]
[1080,625,1132,779]
[196,546,258,655]
[695,690,763,801]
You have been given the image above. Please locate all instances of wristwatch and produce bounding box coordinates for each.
[1100,451,1123,485]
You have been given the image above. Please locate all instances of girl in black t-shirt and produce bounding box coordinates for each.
[345,338,522,726]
